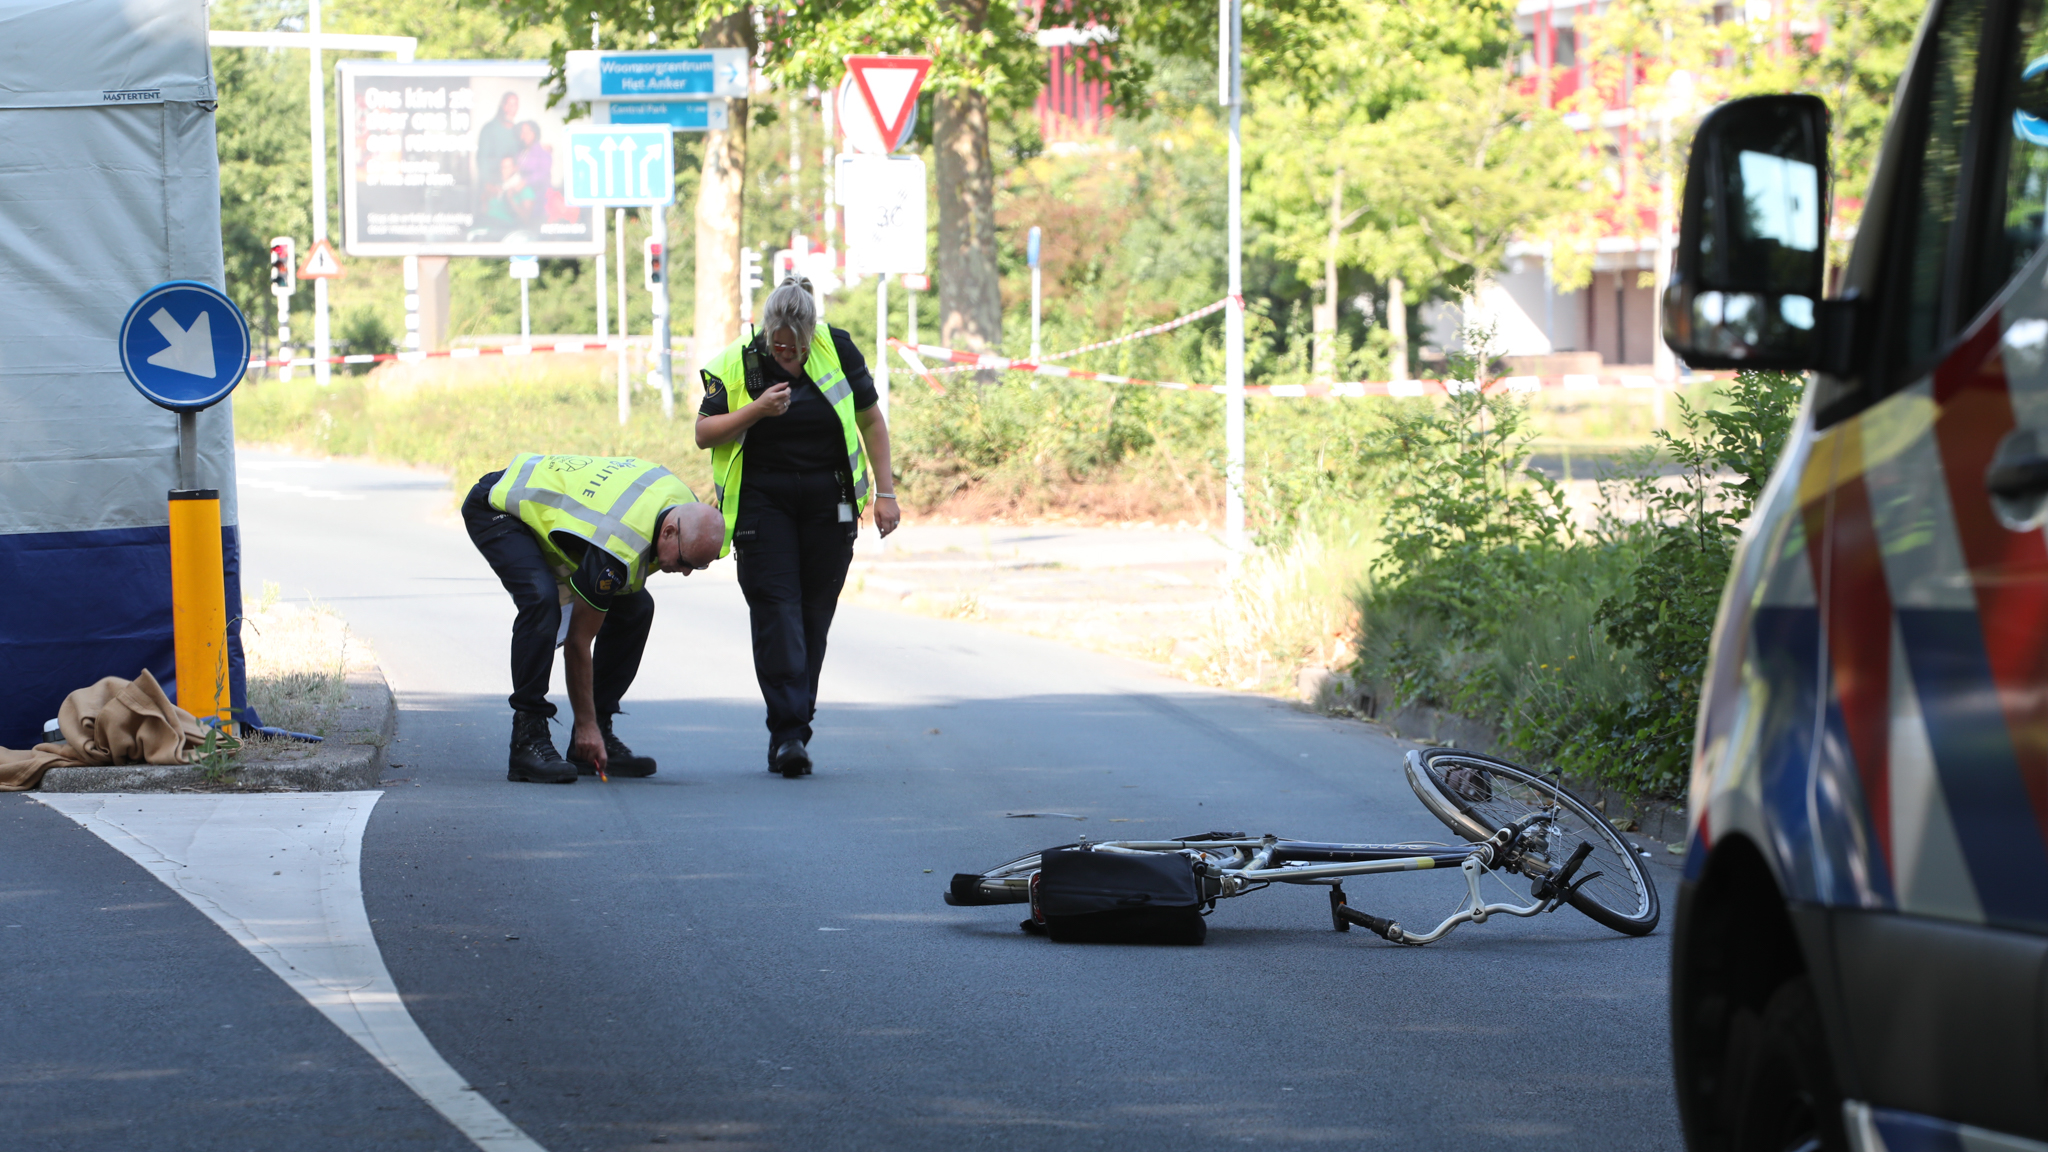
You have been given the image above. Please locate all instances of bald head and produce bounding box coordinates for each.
[656,503,725,574]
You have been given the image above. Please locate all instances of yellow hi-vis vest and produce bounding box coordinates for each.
[487,454,697,597]
[704,327,871,558]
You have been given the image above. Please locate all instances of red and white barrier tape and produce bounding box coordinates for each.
[925,297,1235,374]
[1040,297,1234,363]
[891,338,1232,393]
[245,338,644,370]
[888,338,1685,397]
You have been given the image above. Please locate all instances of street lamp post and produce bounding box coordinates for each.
[309,0,329,385]
[1221,0,1246,556]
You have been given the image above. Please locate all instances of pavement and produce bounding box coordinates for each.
[1,450,1685,1151]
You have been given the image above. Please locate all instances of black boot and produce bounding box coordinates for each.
[770,739,812,778]
[508,713,577,784]
[581,715,656,778]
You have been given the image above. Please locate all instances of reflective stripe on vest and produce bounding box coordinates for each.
[705,328,871,557]
[487,455,695,593]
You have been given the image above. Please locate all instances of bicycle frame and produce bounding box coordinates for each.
[952,815,1601,946]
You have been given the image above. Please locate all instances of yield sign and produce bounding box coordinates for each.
[299,238,344,280]
[844,55,931,154]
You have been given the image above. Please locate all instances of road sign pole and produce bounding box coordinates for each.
[876,274,889,418]
[617,209,630,424]
[565,127,673,417]
[169,486,229,726]
[309,0,331,386]
[876,273,890,556]
[177,410,199,492]
[1028,226,1042,361]
[1222,0,1246,558]
[655,204,673,418]
[592,21,609,352]
[907,281,917,345]
[402,255,420,352]
[1031,267,1042,361]
[122,280,251,730]
[276,293,291,382]
[168,407,220,721]
[822,95,837,270]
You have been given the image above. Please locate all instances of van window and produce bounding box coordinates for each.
[1898,0,1986,370]
[1974,5,2048,312]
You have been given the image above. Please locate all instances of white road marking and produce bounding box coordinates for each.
[35,792,548,1152]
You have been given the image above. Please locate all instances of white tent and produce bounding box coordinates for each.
[0,0,243,745]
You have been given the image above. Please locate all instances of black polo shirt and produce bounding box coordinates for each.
[698,327,878,473]
[560,538,629,611]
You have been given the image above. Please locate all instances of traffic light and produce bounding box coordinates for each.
[740,247,763,293]
[643,239,664,290]
[268,236,295,296]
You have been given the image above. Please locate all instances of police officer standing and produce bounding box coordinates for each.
[695,276,899,777]
[464,454,725,783]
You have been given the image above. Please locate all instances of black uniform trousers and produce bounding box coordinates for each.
[733,469,856,751]
[462,473,654,720]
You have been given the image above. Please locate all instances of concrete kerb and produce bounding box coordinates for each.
[38,665,398,793]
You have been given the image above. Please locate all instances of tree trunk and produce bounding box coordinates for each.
[935,0,1001,360]
[690,10,753,397]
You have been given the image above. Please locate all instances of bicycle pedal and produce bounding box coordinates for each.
[1335,904,1403,942]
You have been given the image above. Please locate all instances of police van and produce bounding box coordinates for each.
[1662,0,2048,1145]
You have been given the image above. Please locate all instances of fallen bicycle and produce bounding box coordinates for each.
[943,748,1659,945]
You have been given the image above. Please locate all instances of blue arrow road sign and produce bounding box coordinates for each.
[564,49,749,101]
[596,99,730,132]
[564,127,676,207]
[119,281,250,412]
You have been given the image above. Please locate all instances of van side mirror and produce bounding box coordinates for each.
[1663,95,1831,371]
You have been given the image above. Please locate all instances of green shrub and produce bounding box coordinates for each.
[1562,369,1804,794]
[1353,367,1803,799]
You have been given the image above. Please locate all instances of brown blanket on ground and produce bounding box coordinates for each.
[0,670,208,791]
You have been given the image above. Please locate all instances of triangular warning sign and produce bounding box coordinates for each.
[845,55,931,154]
[299,238,344,280]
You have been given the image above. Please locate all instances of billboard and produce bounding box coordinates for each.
[337,61,604,257]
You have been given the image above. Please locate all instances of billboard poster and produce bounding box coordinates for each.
[337,60,604,257]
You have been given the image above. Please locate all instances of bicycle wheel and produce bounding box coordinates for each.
[1405,748,1660,936]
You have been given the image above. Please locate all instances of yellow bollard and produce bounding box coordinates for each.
[168,489,230,727]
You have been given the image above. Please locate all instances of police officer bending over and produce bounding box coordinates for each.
[464,455,724,784]
[695,276,899,777]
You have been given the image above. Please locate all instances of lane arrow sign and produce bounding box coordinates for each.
[299,238,343,280]
[844,55,931,155]
[118,281,250,412]
[146,307,216,378]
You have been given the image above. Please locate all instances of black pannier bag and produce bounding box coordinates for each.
[1028,847,1208,945]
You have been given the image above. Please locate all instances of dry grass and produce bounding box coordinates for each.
[1170,531,1370,693]
[240,584,377,749]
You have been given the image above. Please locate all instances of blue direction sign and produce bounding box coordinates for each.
[564,127,675,207]
[564,49,749,101]
[118,281,250,412]
[595,99,730,133]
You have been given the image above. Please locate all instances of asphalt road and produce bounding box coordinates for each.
[2,451,1685,1151]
